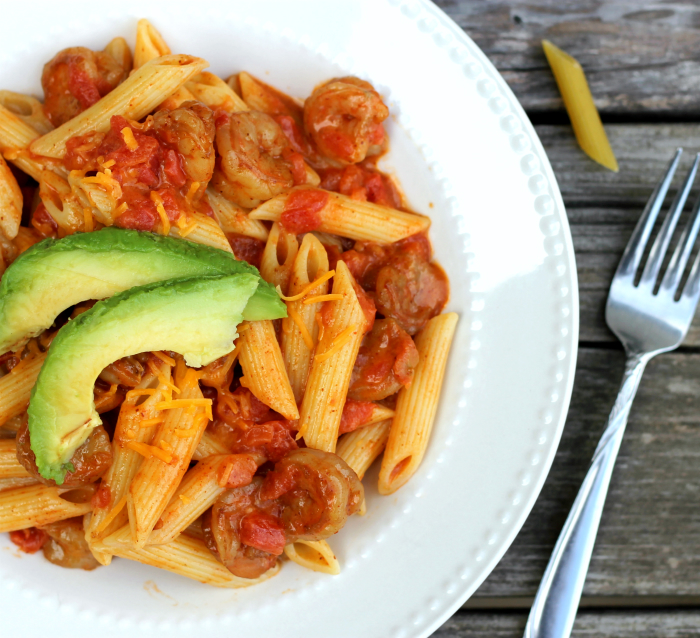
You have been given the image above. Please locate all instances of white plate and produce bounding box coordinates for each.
[0,2,578,637]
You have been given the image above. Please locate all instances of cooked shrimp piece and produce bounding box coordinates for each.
[41,47,128,127]
[214,110,294,208]
[304,77,389,165]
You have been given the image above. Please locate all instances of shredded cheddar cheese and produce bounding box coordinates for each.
[185,181,200,202]
[113,202,129,218]
[121,126,138,151]
[127,441,173,464]
[124,430,136,439]
[93,495,127,536]
[101,159,116,169]
[82,171,123,200]
[150,191,170,236]
[83,207,94,232]
[218,462,235,487]
[238,376,251,389]
[279,270,335,302]
[303,293,343,305]
[160,440,173,453]
[315,312,325,343]
[153,351,176,367]
[139,417,163,428]
[315,324,358,363]
[155,398,213,421]
[287,304,314,349]
[179,494,192,505]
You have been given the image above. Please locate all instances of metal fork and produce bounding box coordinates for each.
[523,148,700,638]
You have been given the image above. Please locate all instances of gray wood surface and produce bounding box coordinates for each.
[437,0,700,115]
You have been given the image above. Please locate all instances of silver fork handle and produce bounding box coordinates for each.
[523,351,650,638]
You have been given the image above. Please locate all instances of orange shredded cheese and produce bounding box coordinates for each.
[83,207,94,232]
[160,440,173,453]
[315,312,325,343]
[185,181,200,203]
[139,417,163,428]
[94,495,127,535]
[315,324,358,363]
[82,171,122,199]
[281,317,293,335]
[287,304,314,349]
[238,376,251,389]
[303,293,343,305]
[179,220,198,238]
[237,323,251,334]
[156,398,213,421]
[113,202,129,219]
[127,440,173,463]
[218,462,235,487]
[279,270,335,302]
[124,429,136,439]
[173,413,208,438]
[153,351,176,367]
[121,126,138,151]
[179,494,192,505]
[150,191,170,236]
[101,159,116,169]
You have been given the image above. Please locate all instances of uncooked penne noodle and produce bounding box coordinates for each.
[0,154,22,240]
[104,37,133,74]
[284,539,340,575]
[128,365,210,547]
[250,187,430,243]
[148,454,236,545]
[133,18,170,70]
[298,261,365,452]
[0,476,39,492]
[239,320,299,420]
[169,212,233,253]
[193,428,231,460]
[281,233,329,402]
[30,54,208,159]
[186,72,249,113]
[259,222,299,293]
[0,439,30,479]
[0,352,47,427]
[379,313,458,495]
[97,524,279,588]
[206,186,268,242]
[0,91,53,135]
[542,40,618,172]
[336,419,392,480]
[0,484,92,532]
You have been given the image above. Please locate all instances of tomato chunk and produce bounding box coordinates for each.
[10,528,49,554]
[280,189,328,234]
[239,512,286,555]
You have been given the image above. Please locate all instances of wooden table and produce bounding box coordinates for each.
[431,2,700,636]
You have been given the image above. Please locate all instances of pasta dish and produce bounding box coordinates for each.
[0,20,457,585]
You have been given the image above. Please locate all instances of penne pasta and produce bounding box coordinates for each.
[336,419,392,480]
[185,72,249,113]
[298,261,365,452]
[0,105,48,181]
[39,170,85,234]
[96,524,280,588]
[148,454,237,545]
[0,352,47,427]
[238,320,299,421]
[281,233,329,402]
[193,428,231,460]
[0,476,39,492]
[379,313,458,495]
[0,484,92,532]
[133,19,171,70]
[250,187,430,243]
[542,40,618,172]
[30,54,208,159]
[0,154,22,240]
[284,539,340,575]
[103,37,133,75]
[0,91,53,135]
[238,71,304,120]
[259,222,299,293]
[127,365,210,547]
[0,439,30,479]
[206,187,269,242]
[168,211,233,253]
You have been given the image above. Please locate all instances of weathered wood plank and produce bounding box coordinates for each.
[434,0,700,115]
[433,609,700,638]
[470,348,700,598]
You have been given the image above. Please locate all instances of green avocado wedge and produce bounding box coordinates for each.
[0,228,285,354]
[28,274,260,484]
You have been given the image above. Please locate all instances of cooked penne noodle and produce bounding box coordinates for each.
[193,428,231,460]
[542,40,618,172]
[259,222,299,293]
[0,154,22,240]
[128,366,210,547]
[148,454,236,545]
[96,524,279,588]
[30,54,208,159]
[0,105,47,180]
[379,313,458,495]
[284,539,340,575]
[0,476,39,492]
[0,91,53,135]
[336,419,392,480]
[133,18,171,70]
[298,261,365,452]
[238,320,299,421]
[39,170,85,234]
[103,37,133,74]
[250,187,430,243]
[0,484,92,532]
[238,71,303,119]
[311,231,344,251]
[169,211,233,253]
[281,233,329,402]
[0,352,47,427]
[206,187,268,242]
[0,439,30,479]
[185,72,249,113]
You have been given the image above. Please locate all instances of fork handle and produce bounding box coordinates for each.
[523,352,650,638]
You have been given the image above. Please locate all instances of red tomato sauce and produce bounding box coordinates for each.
[10,528,49,554]
[319,163,401,208]
[338,399,375,435]
[280,188,328,234]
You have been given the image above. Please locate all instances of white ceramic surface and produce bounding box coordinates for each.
[0,2,579,637]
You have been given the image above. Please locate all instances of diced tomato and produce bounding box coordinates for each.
[260,464,298,501]
[239,512,286,555]
[115,186,158,231]
[219,455,258,488]
[339,399,375,435]
[280,188,328,234]
[227,234,265,267]
[91,484,111,509]
[214,111,230,128]
[163,149,187,187]
[9,528,49,554]
[157,188,183,222]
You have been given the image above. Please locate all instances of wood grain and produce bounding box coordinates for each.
[435,0,700,115]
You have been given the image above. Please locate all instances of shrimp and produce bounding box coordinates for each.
[214,110,294,208]
[153,101,216,192]
[40,517,101,570]
[304,77,389,166]
[42,47,127,127]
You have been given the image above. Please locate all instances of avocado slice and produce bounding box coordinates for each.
[0,228,285,353]
[28,274,259,484]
